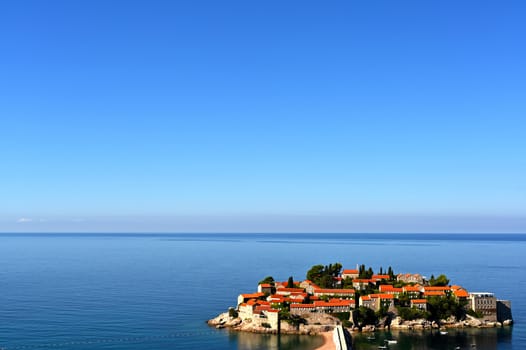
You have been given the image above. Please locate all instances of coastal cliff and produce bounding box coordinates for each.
[352,314,513,333]
[208,310,513,336]
[207,311,340,335]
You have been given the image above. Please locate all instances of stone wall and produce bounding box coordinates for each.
[497,300,512,322]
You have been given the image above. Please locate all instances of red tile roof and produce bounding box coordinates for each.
[424,286,450,291]
[254,305,272,313]
[403,286,421,292]
[369,293,395,299]
[276,287,304,292]
[268,295,287,303]
[424,291,446,296]
[373,274,391,280]
[379,285,401,292]
[314,300,353,307]
[411,299,427,304]
[313,288,355,294]
[453,289,469,298]
[240,292,265,299]
[290,304,316,308]
[353,279,375,283]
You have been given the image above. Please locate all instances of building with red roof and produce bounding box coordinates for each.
[341,269,359,279]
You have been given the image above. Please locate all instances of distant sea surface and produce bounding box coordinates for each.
[1,233,525,350]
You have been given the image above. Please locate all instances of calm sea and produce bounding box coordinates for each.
[0,233,524,350]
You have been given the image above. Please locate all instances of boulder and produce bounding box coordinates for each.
[465,315,482,327]
[390,317,403,327]
[503,319,513,326]
[207,312,230,326]
[362,325,375,332]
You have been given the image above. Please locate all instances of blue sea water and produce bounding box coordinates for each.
[0,233,525,350]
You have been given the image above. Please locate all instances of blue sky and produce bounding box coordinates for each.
[1,1,525,233]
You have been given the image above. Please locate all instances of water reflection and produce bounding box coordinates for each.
[353,327,513,350]
[228,331,324,350]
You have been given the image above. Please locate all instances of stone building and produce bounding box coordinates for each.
[397,273,424,284]
[469,292,497,321]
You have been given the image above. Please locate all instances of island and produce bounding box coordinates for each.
[208,263,513,348]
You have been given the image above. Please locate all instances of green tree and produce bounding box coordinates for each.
[426,295,465,322]
[359,264,366,278]
[306,265,324,282]
[328,263,343,277]
[259,276,275,285]
[342,277,354,289]
[286,314,307,329]
[287,276,294,288]
[306,263,343,288]
[353,307,377,328]
[319,274,334,288]
[228,307,239,318]
[397,306,428,321]
[376,302,390,318]
[429,274,450,286]
[397,292,410,307]
[387,266,395,280]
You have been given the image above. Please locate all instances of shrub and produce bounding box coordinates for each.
[397,306,428,320]
[228,308,238,318]
[467,309,484,319]
[331,312,351,322]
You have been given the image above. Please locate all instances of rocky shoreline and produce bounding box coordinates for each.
[360,315,513,332]
[207,311,339,335]
[207,311,513,335]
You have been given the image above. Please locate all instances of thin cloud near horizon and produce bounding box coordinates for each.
[3,213,525,234]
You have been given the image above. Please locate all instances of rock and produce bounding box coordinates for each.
[226,318,242,327]
[443,316,457,324]
[390,317,403,327]
[207,312,230,326]
[465,315,482,327]
[503,319,513,326]
[378,316,391,328]
[362,325,375,332]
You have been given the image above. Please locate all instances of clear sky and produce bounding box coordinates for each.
[1,1,525,233]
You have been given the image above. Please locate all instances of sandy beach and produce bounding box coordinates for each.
[314,331,336,350]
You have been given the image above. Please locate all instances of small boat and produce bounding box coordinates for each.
[378,346,388,349]
[385,340,397,344]
[440,331,448,335]
[367,335,376,340]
